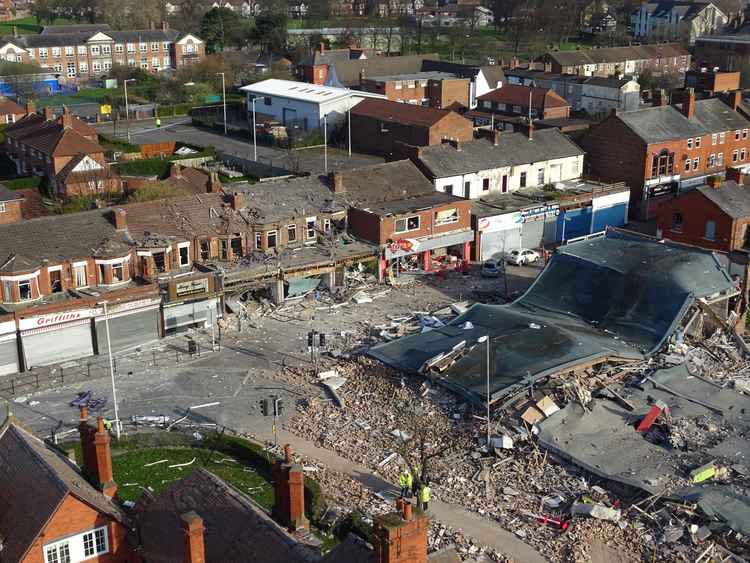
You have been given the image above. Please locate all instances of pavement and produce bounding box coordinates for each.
[94,117,385,175]
[5,267,546,561]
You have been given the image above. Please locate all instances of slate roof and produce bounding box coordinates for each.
[0,183,23,202]
[0,207,128,272]
[477,84,570,109]
[351,98,462,128]
[420,59,507,88]
[546,42,689,67]
[0,96,25,116]
[697,180,750,219]
[331,53,438,86]
[335,160,436,205]
[417,128,584,178]
[617,98,750,143]
[4,27,189,49]
[0,420,126,563]
[41,23,111,34]
[361,192,465,216]
[134,469,321,563]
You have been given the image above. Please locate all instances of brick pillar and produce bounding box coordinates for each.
[422,250,430,272]
[181,511,206,563]
[372,500,429,563]
[272,444,309,531]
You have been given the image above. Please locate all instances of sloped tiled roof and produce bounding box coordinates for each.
[335,159,436,206]
[0,421,126,563]
[546,42,689,67]
[698,179,750,219]
[5,114,103,157]
[41,23,112,34]
[0,96,24,116]
[331,53,439,86]
[617,98,750,143]
[477,84,570,109]
[3,27,195,49]
[417,128,584,178]
[351,98,463,128]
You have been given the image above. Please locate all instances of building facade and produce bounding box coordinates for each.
[0,23,205,77]
[694,33,750,73]
[542,43,690,78]
[360,72,471,109]
[476,84,571,120]
[630,1,727,44]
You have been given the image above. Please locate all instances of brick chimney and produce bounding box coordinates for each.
[272,444,309,532]
[61,107,73,129]
[78,407,117,498]
[112,208,127,231]
[707,175,722,189]
[372,499,428,563]
[149,20,155,29]
[207,171,222,193]
[329,171,345,193]
[727,166,745,184]
[510,56,519,70]
[25,100,35,115]
[43,106,54,121]
[729,89,743,111]
[170,163,183,179]
[230,191,244,210]
[181,512,205,563]
[478,128,501,145]
[682,87,696,119]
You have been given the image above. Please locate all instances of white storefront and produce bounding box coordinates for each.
[20,309,96,369]
[0,319,18,376]
[95,297,161,355]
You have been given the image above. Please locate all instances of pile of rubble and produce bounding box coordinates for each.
[284,354,749,562]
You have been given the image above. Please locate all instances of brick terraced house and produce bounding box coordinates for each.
[2,107,121,199]
[0,22,205,76]
[578,89,750,218]
[476,84,571,121]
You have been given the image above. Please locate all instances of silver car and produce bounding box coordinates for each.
[506,248,540,266]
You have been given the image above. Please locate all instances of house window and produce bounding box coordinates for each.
[323,218,331,233]
[66,62,76,77]
[102,44,111,55]
[90,45,100,55]
[287,224,297,242]
[709,154,716,167]
[93,61,102,73]
[50,269,62,293]
[44,541,71,563]
[255,232,262,249]
[77,45,86,55]
[72,263,87,288]
[695,136,702,148]
[464,181,470,198]
[1,280,11,302]
[231,236,242,257]
[152,252,166,272]
[306,217,316,240]
[18,278,33,301]
[736,129,741,141]
[652,149,674,176]
[395,215,420,233]
[220,240,228,259]
[687,138,693,150]
[111,262,124,283]
[693,157,700,170]
[52,47,60,57]
[537,169,545,185]
[742,149,747,161]
[115,44,124,53]
[482,178,490,191]
[65,46,74,56]
[44,526,108,563]
[520,171,527,188]
[178,244,190,266]
[82,527,108,557]
[434,208,459,226]
[733,150,739,163]
[685,159,691,172]
[720,132,726,144]
[39,48,48,58]
[140,42,147,52]
[151,42,159,51]
[711,133,717,145]
[671,213,683,232]
[200,240,210,260]
[264,96,272,105]
[718,152,724,167]
[0,202,4,212]
[705,220,716,241]
[163,41,170,51]
[267,230,277,249]
[127,43,135,52]
[744,129,749,140]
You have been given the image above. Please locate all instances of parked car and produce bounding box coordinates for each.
[506,248,540,266]
[481,259,504,277]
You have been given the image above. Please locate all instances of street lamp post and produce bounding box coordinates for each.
[123,78,135,144]
[323,113,328,173]
[477,335,491,450]
[99,301,121,440]
[250,96,261,162]
[216,72,227,135]
[347,103,351,157]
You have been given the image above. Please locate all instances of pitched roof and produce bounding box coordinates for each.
[417,128,584,178]
[477,84,570,109]
[331,53,439,86]
[5,114,102,157]
[0,183,23,202]
[4,27,190,49]
[0,96,25,116]
[351,98,465,128]
[134,469,321,563]
[41,23,112,34]
[637,1,722,20]
[0,421,126,563]
[697,179,750,219]
[335,160,437,206]
[546,42,689,67]
[420,59,507,88]
[617,98,750,143]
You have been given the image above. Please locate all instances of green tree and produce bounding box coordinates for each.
[200,7,245,53]
[251,14,288,55]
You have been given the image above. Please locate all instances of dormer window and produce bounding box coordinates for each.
[95,256,129,285]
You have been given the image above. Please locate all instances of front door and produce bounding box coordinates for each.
[501,175,508,193]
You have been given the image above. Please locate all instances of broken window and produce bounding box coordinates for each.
[287,224,297,242]
[395,215,420,233]
[112,262,124,283]
[704,220,716,241]
[231,236,243,257]
[74,264,87,287]
[153,252,166,272]
[255,232,262,249]
[200,240,209,261]
[306,217,316,240]
[18,278,33,301]
[178,244,190,267]
[220,240,228,260]
[434,208,459,226]
[50,269,62,293]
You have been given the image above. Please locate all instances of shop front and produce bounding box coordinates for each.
[0,319,19,376]
[19,308,96,369]
[95,297,162,355]
[162,275,221,334]
[382,230,474,280]
[519,203,559,249]
[477,212,523,261]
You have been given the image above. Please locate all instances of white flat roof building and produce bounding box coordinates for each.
[240,79,385,137]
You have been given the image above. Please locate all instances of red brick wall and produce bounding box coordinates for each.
[380,201,472,243]
[656,188,739,252]
[302,64,329,85]
[372,512,429,563]
[22,494,135,563]
[0,199,23,224]
[427,113,474,145]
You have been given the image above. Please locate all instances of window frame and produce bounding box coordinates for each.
[695,136,702,148]
[287,223,297,242]
[73,263,88,288]
[178,242,190,267]
[266,230,278,249]
[306,217,316,240]
[394,215,420,234]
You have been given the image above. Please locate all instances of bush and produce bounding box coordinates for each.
[115,159,171,178]
[2,176,41,189]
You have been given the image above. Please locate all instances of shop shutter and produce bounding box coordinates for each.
[481,229,522,261]
[0,337,19,376]
[96,308,160,356]
[23,322,94,368]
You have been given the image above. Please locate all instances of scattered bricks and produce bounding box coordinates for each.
[636,399,668,432]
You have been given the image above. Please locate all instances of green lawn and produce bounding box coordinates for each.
[112,447,274,506]
[0,16,75,36]
[114,158,172,177]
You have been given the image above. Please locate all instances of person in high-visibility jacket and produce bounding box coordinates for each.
[419,483,431,511]
[155,117,161,128]
[399,469,411,498]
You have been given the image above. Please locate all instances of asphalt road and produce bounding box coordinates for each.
[95,117,384,175]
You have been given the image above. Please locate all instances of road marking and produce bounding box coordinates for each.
[234,370,253,397]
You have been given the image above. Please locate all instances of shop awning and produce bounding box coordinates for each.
[385,230,473,260]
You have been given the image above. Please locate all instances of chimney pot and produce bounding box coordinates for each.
[43,106,54,121]
[403,501,413,521]
[161,20,169,31]
[79,405,89,421]
[284,444,292,463]
[25,100,35,115]
[181,511,206,563]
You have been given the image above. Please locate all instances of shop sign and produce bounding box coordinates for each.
[19,309,95,330]
[648,183,676,198]
[99,297,161,316]
[478,212,523,233]
[520,203,559,223]
[387,238,420,253]
[0,319,15,335]
[175,278,209,297]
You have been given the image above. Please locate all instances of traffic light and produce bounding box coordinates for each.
[259,399,268,416]
[319,333,326,348]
